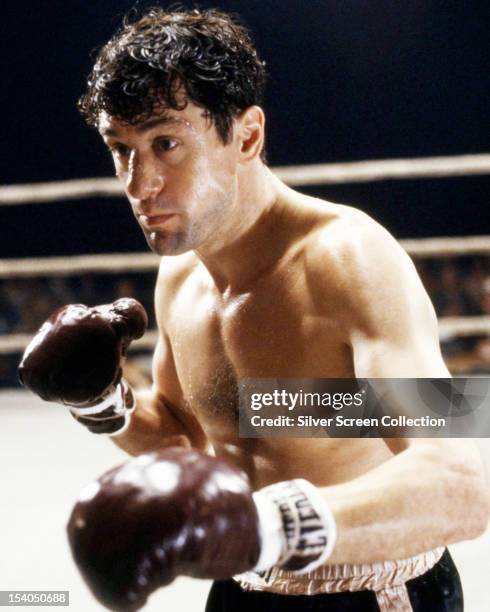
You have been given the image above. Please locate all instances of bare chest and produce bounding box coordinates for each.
[166,271,353,434]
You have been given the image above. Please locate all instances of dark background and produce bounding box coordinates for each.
[2,0,489,258]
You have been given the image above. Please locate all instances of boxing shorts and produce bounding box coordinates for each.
[205,547,463,611]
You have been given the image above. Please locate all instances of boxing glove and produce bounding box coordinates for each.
[18,298,148,435]
[67,447,336,611]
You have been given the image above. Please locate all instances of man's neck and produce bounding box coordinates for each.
[195,164,292,296]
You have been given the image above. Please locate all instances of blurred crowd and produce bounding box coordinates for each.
[1,256,490,386]
[417,257,490,319]
[0,272,155,387]
[0,273,156,337]
[416,257,490,374]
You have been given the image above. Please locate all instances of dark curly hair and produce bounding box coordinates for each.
[79,7,267,150]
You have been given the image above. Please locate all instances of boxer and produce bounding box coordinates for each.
[20,7,490,611]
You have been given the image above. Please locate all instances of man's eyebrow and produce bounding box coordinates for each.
[136,116,189,133]
[100,116,189,137]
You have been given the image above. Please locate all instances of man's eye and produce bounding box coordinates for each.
[155,139,178,152]
[110,144,130,156]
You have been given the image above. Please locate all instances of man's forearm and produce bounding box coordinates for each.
[111,388,206,456]
[320,441,490,564]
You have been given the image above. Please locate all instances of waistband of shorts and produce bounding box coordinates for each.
[233,547,445,596]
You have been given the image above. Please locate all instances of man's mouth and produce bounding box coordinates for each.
[140,213,177,229]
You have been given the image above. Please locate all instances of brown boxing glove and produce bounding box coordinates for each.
[18,298,148,435]
[67,448,337,611]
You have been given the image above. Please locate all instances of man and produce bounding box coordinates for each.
[19,8,489,612]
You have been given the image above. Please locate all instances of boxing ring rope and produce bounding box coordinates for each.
[1,317,490,355]
[1,153,490,205]
[0,253,160,278]
[1,235,490,281]
[1,152,489,355]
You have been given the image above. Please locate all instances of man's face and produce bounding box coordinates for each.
[99,102,239,255]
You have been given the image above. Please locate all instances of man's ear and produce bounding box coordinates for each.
[234,105,265,162]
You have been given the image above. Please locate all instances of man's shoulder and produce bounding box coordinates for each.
[304,200,408,283]
[301,199,429,328]
[294,196,439,354]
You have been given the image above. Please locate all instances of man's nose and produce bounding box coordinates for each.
[125,153,164,201]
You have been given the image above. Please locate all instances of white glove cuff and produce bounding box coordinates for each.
[69,380,135,437]
[252,489,285,572]
[252,479,337,575]
[104,410,133,438]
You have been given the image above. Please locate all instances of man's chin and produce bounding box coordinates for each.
[144,230,193,256]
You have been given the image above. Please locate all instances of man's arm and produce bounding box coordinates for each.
[322,437,489,563]
[111,336,207,456]
[112,260,207,456]
[311,217,490,563]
